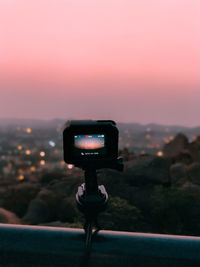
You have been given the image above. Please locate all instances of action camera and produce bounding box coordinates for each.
[63,120,119,169]
[63,120,123,249]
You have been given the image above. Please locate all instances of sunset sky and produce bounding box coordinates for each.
[0,0,199,126]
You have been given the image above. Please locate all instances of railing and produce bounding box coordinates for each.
[0,223,199,266]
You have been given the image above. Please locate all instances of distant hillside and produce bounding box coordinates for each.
[0,118,199,133]
[118,123,200,135]
[0,118,65,128]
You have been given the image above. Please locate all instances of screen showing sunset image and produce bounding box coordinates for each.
[74,134,105,150]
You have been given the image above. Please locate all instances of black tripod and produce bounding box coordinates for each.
[76,168,108,251]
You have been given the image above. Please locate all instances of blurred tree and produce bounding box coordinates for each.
[119,148,135,161]
[99,196,141,232]
[151,186,200,235]
[40,170,65,185]
[2,183,40,217]
[58,197,81,223]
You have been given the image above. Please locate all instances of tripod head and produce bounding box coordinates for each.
[76,161,123,247]
[76,167,107,214]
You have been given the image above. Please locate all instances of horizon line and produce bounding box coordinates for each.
[0,117,199,129]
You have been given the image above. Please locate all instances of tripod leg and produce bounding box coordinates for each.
[85,221,92,252]
[93,218,101,235]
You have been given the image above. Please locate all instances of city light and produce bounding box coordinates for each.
[163,137,170,144]
[17,145,23,150]
[67,164,73,169]
[145,134,151,140]
[30,166,36,172]
[25,150,31,155]
[40,151,45,157]
[157,151,163,157]
[26,128,32,134]
[40,160,45,166]
[18,175,24,181]
[60,160,65,166]
[48,140,56,147]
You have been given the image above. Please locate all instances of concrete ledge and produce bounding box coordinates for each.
[0,223,199,266]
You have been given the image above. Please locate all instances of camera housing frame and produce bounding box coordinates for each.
[63,120,119,169]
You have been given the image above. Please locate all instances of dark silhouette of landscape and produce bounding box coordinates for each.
[0,118,200,236]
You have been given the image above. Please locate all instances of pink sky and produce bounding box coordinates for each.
[0,0,199,126]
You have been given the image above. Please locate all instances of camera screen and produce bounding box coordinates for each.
[74,134,105,149]
[74,134,106,157]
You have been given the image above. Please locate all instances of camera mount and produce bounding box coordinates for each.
[76,157,123,252]
[76,167,108,251]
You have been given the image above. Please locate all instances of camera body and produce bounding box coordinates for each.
[63,120,119,169]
